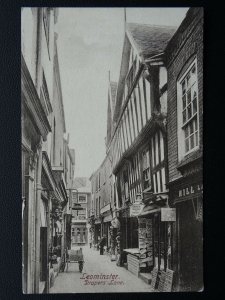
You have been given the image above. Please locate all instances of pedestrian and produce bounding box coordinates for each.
[99,234,106,255]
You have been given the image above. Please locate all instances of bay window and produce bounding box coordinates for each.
[178,59,199,160]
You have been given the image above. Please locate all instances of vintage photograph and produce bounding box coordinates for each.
[21,7,203,293]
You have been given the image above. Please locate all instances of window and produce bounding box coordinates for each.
[142,148,151,190]
[78,209,86,220]
[72,192,77,203]
[178,60,199,158]
[122,168,129,201]
[78,194,87,204]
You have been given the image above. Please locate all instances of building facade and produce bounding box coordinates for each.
[71,178,91,245]
[165,7,203,291]
[21,8,75,293]
[108,22,177,279]
[89,79,117,257]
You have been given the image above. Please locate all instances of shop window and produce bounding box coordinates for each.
[177,59,199,159]
[142,148,151,191]
[153,215,168,271]
[78,209,86,220]
[40,227,47,282]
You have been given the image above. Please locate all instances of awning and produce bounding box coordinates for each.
[139,204,161,216]
[104,214,112,223]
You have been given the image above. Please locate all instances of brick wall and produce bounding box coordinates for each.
[166,8,203,182]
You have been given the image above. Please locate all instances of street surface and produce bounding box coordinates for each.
[50,245,151,293]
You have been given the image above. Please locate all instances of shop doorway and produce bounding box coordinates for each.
[178,199,203,291]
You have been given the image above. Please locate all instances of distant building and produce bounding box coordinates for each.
[71,178,91,245]
[89,79,117,255]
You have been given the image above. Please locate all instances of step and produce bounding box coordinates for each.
[139,272,152,285]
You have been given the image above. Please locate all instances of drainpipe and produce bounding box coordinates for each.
[34,137,43,293]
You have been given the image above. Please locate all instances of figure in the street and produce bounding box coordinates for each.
[99,234,106,255]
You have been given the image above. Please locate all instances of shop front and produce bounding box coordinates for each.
[94,220,101,247]
[71,223,87,245]
[103,213,113,250]
[122,193,176,291]
[169,174,203,292]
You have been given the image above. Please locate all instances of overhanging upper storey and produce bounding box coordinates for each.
[109,22,177,173]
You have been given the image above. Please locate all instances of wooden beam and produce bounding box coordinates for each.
[137,82,144,128]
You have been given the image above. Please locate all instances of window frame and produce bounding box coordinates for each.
[78,194,87,204]
[177,58,200,160]
[141,146,152,192]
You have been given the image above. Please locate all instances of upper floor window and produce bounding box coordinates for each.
[122,168,129,200]
[43,8,50,47]
[177,59,199,159]
[142,148,151,191]
[78,194,87,204]
[72,191,77,203]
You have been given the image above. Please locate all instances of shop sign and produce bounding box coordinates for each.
[161,208,176,222]
[130,203,144,217]
[178,183,203,198]
[111,217,120,229]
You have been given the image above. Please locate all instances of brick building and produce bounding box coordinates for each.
[165,7,203,291]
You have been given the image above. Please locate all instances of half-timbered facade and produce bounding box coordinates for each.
[107,22,177,275]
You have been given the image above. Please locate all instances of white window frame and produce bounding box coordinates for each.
[177,58,200,161]
[78,194,87,204]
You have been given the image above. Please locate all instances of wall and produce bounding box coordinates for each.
[166,8,203,182]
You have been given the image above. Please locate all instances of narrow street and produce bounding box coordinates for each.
[50,246,151,293]
[20,7,203,294]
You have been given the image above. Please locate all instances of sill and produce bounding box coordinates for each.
[177,148,202,171]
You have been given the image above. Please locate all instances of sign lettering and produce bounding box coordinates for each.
[178,183,203,198]
[161,208,176,222]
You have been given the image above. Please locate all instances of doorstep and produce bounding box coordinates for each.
[139,272,152,285]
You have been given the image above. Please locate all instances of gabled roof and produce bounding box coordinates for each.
[126,23,177,60]
[113,22,177,127]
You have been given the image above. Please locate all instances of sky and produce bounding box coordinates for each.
[56,7,189,178]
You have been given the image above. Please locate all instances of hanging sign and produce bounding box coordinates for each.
[111,217,120,228]
[161,208,176,222]
[130,203,144,217]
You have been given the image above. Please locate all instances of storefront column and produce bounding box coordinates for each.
[34,138,43,293]
[26,151,37,293]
